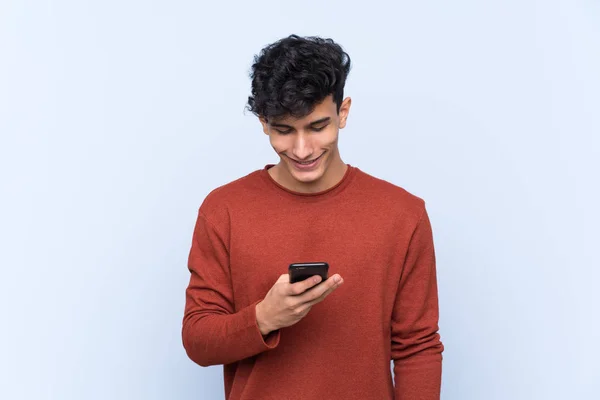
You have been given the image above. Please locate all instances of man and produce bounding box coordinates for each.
[182,34,443,400]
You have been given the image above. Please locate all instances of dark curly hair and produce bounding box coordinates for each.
[247,34,351,121]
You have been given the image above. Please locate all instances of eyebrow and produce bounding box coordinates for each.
[270,117,331,129]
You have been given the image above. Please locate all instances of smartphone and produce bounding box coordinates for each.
[288,262,329,284]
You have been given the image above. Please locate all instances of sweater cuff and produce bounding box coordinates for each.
[238,300,281,352]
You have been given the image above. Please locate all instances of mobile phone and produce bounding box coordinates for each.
[288,262,329,284]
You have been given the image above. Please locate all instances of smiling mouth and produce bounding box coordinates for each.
[289,152,326,165]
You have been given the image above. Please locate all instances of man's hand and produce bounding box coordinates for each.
[255,273,344,335]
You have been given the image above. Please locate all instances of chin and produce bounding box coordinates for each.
[292,170,324,183]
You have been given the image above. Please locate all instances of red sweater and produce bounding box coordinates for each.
[182,164,443,400]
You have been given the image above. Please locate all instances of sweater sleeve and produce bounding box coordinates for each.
[182,210,280,367]
[392,207,444,399]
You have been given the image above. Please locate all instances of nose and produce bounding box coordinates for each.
[291,133,313,160]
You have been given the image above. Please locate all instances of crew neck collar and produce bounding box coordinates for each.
[259,163,357,202]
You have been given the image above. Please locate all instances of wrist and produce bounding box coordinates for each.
[255,301,274,336]
[256,301,277,336]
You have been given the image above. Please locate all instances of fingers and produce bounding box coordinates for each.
[287,274,323,295]
[306,279,341,307]
[297,274,343,304]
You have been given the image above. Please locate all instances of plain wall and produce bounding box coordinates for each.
[1,0,599,399]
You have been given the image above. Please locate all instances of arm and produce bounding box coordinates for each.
[182,210,280,367]
[392,207,444,399]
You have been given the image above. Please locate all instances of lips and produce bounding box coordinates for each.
[290,152,325,165]
[286,151,326,171]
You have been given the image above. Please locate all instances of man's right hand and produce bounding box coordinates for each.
[255,273,344,335]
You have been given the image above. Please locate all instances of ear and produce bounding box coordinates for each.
[259,117,269,135]
[338,97,352,129]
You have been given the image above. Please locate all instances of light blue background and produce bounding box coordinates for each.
[1,1,599,399]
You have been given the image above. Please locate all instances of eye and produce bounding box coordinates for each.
[275,129,293,135]
[312,125,327,132]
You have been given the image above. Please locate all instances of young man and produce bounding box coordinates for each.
[182,34,444,400]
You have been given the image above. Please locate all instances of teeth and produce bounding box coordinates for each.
[297,156,319,164]
[293,153,323,165]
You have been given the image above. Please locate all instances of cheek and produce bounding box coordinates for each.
[268,135,287,152]
[322,129,339,147]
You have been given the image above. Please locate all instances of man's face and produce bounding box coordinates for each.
[260,95,352,192]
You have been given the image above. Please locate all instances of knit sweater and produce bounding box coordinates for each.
[182,164,444,400]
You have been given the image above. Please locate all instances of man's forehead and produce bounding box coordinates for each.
[269,96,336,125]
[271,113,322,125]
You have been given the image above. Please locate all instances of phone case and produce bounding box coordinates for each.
[288,262,329,284]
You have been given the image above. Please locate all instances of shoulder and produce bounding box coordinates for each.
[197,168,264,225]
[354,166,427,221]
